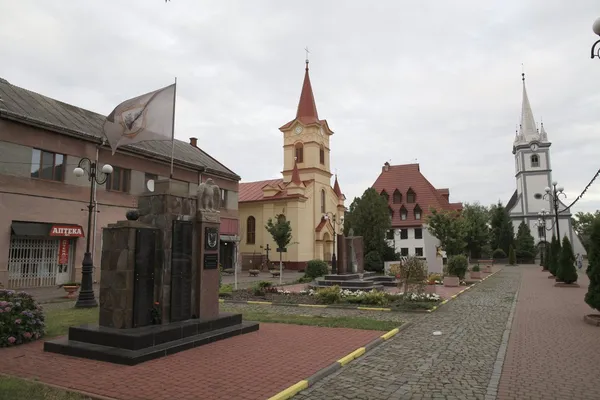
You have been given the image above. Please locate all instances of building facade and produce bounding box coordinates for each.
[372,162,463,273]
[0,77,240,288]
[506,74,586,256]
[237,61,346,270]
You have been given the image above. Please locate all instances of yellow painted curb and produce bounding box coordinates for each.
[381,327,400,340]
[337,347,366,366]
[247,301,272,305]
[267,380,309,400]
[357,307,392,312]
[297,304,327,308]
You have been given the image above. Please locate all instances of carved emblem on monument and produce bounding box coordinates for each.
[196,178,221,212]
[205,227,219,251]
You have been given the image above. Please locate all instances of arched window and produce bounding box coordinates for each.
[531,154,539,168]
[393,189,402,204]
[406,188,416,203]
[380,190,389,203]
[319,145,325,164]
[246,216,256,244]
[295,142,304,163]
[321,189,326,213]
[414,205,422,220]
[400,206,408,221]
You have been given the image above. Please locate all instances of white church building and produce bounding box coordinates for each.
[506,73,586,256]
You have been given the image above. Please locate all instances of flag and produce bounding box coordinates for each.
[103,83,176,154]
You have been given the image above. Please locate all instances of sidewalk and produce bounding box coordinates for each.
[498,266,600,400]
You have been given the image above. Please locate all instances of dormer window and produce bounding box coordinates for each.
[531,154,539,168]
[407,188,416,203]
[414,205,422,220]
[393,189,402,204]
[380,190,389,203]
[389,206,394,219]
[400,206,408,220]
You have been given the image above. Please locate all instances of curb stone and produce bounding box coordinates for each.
[267,322,414,400]
[0,373,117,400]
[426,268,503,313]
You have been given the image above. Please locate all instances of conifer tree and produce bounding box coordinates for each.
[508,245,516,265]
[543,242,551,270]
[557,237,578,284]
[548,235,561,276]
[585,219,600,311]
[515,221,536,260]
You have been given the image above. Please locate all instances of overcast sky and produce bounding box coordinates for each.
[2,0,600,214]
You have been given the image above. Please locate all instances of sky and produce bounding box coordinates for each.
[1,0,600,214]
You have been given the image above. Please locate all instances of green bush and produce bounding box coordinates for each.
[543,243,551,270]
[548,236,561,276]
[585,219,600,311]
[305,259,329,279]
[508,245,516,265]
[297,276,314,284]
[364,251,384,272]
[492,248,506,259]
[315,286,341,304]
[447,255,468,279]
[0,290,45,347]
[357,291,388,306]
[557,237,578,284]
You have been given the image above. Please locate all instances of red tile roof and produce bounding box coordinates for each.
[290,160,302,185]
[372,163,463,227]
[239,178,316,203]
[333,175,343,199]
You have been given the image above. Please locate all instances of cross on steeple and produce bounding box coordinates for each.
[304,46,310,64]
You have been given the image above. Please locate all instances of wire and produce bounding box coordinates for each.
[559,168,600,214]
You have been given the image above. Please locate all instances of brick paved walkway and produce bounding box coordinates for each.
[0,323,383,400]
[295,267,519,400]
[497,266,600,400]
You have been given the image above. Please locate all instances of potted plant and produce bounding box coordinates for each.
[444,255,468,287]
[470,265,482,280]
[60,282,80,299]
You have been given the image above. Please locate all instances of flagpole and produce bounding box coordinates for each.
[169,77,177,179]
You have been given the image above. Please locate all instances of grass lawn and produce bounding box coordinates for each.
[0,376,91,400]
[44,307,97,338]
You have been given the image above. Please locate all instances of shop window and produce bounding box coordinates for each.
[31,149,65,182]
[106,167,130,192]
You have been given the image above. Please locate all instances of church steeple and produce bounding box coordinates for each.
[515,73,542,145]
[296,60,319,124]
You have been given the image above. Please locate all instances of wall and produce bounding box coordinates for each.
[389,227,425,256]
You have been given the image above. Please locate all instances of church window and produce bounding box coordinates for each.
[380,190,389,203]
[321,189,326,213]
[400,206,408,220]
[295,142,304,163]
[414,205,422,220]
[407,188,416,203]
[531,154,539,168]
[393,189,402,204]
[246,216,256,244]
[319,145,325,164]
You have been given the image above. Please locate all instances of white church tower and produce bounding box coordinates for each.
[506,73,586,255]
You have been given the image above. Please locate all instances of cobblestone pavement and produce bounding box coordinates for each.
[497,266,600,400]
[295,267,520,400]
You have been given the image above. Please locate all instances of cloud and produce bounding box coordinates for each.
[1,0,600,214]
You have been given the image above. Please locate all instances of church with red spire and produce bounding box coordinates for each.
[237,60,346,270]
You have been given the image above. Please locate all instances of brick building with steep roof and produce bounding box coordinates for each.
[372,162,462,273]
[238,60,345,270]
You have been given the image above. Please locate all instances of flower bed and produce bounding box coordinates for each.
[0,289,45,347]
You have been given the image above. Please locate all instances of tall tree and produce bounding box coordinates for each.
[425,209,466,257]
[462,203,490,259]
[585,219,600,311]
[490,202,514,254]
[573,211,600,252]
[265,214,293,283]
[515,221,536,260]
[342,188,391,261]
[548,235,561,276]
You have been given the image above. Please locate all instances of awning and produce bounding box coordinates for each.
[220,235,239,242]
[11,221,85,238]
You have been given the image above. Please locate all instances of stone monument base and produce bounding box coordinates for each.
[44,313,259,365]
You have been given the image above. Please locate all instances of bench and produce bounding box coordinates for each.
[476,259,494,273]
[476,259,494,266]
[270,270,281,278]
[222,268,234,275]
[249,270,260,277]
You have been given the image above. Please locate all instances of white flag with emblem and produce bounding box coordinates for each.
[103,83,176,154]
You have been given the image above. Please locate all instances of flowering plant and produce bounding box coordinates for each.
[0,289,45,347]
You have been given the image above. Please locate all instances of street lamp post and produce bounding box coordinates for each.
[73,158,113,308]
[323,212,344,274]
[591,17,600,59]
[543,181,566,241]
[536,209,550,268]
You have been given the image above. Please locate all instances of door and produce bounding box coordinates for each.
[55,239,71,285]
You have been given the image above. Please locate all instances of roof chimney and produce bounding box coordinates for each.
[189,137,198,148]
[383,162,390,172]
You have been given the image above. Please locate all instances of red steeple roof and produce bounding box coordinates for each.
[290,159,302,185]
[296,61,319,123]
[333,175,343,198]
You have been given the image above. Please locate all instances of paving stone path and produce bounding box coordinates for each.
[295,267,520,400]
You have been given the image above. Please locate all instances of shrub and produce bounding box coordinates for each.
[472,265,480,272]
[305,259,329,279]
[492,248,506,259]
[345,290,388,306]
[396,257,427,294]
[0,289,45,347]
[252,281,275,296]
[315,286,341,304]
[508,245,516,265]
[548,236,561,276]
[297,276,314,284]
[557,236,578,284]
[364,251,384,272]
[447,255,468,279]
[585,219,600,311]
[388,262,401,277]
[543,243,551,270]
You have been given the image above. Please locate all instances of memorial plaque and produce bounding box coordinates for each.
[133,229,156,328]
[204,227,219,251]
[171,220,193,322]
[204,253,218,270]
